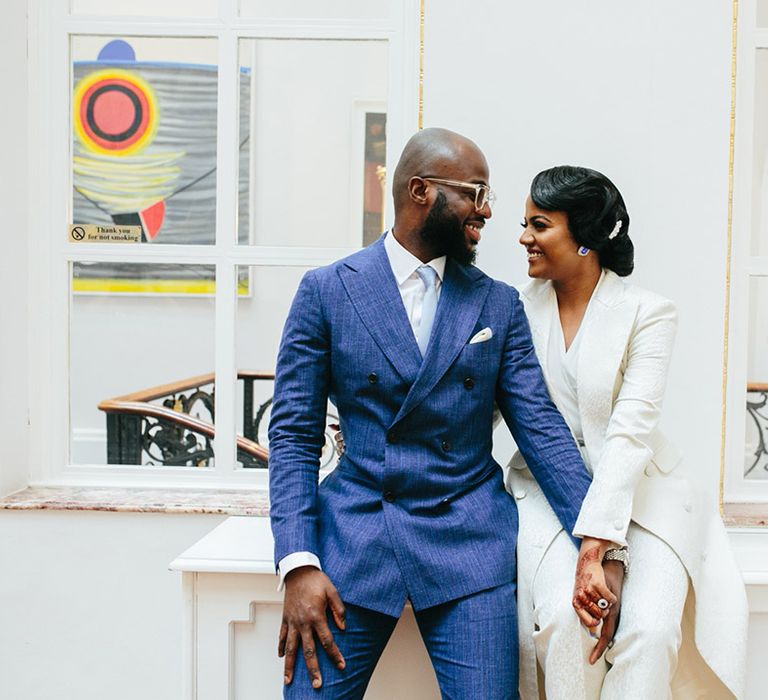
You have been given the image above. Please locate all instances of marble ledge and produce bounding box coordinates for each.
[3,487,766,527]
[723,502,768,529]
[0,486,270,516]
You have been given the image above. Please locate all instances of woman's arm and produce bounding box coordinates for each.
[572,295,678,546]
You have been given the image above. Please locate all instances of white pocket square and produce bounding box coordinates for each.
[469,327,493,344]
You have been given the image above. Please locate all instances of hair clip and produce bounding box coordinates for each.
[608,220,623,240]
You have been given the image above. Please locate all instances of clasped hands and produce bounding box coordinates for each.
[573,537,626,664]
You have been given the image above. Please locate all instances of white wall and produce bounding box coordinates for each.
[0,510,226,700]
[0,0,30,497]
[423,0,733,506]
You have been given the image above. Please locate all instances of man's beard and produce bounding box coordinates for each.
[418,191,477,266]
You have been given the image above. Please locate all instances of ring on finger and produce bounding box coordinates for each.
[597,598,610,610]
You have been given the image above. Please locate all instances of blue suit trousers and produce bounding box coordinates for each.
[285,581,518,700]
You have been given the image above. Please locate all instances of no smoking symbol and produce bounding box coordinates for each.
[71,226,86,241]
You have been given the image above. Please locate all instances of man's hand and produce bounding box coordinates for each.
[279,566,346,689]
[588,560,624,664]
[572,537,617,629]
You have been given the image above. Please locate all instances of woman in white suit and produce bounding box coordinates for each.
[508,165,748,699]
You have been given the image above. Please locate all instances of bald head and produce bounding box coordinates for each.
[388,127,491,264]
[392,128,487,211]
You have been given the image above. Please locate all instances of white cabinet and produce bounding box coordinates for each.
[170,516,440,699]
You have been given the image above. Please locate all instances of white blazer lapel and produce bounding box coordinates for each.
[576,271,637,467]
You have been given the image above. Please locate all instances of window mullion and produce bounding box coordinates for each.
[212,23,239,479]
[46,5,77,481]
[62,18,225,36]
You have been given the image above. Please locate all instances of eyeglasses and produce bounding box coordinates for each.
[421,177,496,212]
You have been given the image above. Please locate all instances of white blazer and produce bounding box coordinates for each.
[506,271,748,699]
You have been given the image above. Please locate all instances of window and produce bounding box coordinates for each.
[725,0,768,503]
[29,0,420,487]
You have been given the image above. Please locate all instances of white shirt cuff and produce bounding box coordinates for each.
[277,551,322,592]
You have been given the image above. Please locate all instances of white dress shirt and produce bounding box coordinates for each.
[546,271,605,447]
[383,229,446,338]
[276,231,446,588]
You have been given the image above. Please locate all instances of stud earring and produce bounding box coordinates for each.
[577,246,590,256]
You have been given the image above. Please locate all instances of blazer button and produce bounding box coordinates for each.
[441,440,451,452]
[683,503,692,513]
[384,491,396,503]
[463,377,475,390]
[513,489,526,500]
[387,431,397,444]
[368,372,378,384]
[613,519,623,530]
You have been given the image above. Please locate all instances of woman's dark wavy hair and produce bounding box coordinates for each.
[530,165,634,276]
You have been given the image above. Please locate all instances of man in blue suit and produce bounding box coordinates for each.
[269,128,606,698]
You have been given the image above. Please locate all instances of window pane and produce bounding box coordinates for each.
[752,49,768,255]
[758,0,768,28]
[70,263,216,467]
[746,276,768,479]
[234,265,339,470]
[238,0,391,20]
[237,39,388,247]
[71,0,217,16]
[72,36,219,246]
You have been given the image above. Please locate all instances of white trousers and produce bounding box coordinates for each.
[531,524,689,700]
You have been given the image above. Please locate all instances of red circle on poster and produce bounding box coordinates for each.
[91,89,137,136]
[74,70,157,154]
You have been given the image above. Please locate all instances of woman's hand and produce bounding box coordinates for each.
[572,537,618,629]
[588,560,624,664]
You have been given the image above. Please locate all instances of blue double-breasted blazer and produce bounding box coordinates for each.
[268,235,591,616]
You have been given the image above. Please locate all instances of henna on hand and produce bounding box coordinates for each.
[572,539,617,628]
[574,545,600,604]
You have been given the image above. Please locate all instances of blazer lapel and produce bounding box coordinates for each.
[338,237,422,384]
[394,260,492,424]
[576,271,636,464]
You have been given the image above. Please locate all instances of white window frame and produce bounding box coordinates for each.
[27,0,421,489]
[725,0,768,503]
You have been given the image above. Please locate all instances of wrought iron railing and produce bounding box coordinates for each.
[98,370,339,469]
[100,378,768,475]
[746,382,768,477]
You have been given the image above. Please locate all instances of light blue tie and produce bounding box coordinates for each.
[416,265,438,357]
